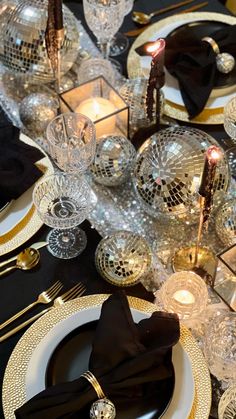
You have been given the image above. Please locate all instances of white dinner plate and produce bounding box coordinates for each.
[0,133,54,255]
[25,306,194,419]
[2,295,211,419]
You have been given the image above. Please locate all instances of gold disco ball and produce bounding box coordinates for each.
[0,0,79,84]
[132,127,229,221]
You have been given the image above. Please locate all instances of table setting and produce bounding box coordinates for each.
[0,0,236,418]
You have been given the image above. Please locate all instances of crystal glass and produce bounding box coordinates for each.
[83,0,125,60]
[224,96,236,140]
[203,312,236,383]
[33,173,91,259]
[77,58,115,86]
[218,385,236,419]
[46,113,96,173]
[109,0,134,57]
[159,271,208,321]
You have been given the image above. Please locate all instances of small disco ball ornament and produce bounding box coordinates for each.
[132,126,229,221]
[119,78,164,137]
[0,0,79,84]
[95,230,152,287]
[90,135,136,187]
[19,92,59,136]
[216,53,235,74]
[90,398,116,419]
[215,199,236,247]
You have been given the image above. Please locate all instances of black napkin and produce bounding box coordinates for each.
[135,24,236,119]
[0,126,44,208]
[15,291,180,419]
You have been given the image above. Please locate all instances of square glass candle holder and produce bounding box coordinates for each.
[214,244,236,311]
[59,76,129,140]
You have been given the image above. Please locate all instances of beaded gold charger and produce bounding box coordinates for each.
[2,295,211,419]
[127,12,236,124]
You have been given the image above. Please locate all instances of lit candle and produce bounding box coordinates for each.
[146,38,166,125]
[75,97,116,139]
[199,145,222,198]
[146,38,166,77]
[173,290,195,305]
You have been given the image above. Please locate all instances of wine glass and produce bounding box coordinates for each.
[83,0,125,61]
[46,113,96,174]
[109,0,134,57]
[33,173,91,259]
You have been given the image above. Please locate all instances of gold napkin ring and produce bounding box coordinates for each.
[81,371,116,419]
[201,36,235,74]
[202,36,220,54]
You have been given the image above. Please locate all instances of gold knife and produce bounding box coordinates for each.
[0,241,48,268]
[125,1,209,37]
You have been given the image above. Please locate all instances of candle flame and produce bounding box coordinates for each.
[146,38,166,57]
[206,145,222,162]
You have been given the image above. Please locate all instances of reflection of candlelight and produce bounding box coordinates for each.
[173,290,195,305]
[75,97,116,139]
[199,145,222,198]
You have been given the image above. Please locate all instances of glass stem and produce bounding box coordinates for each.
[99,41,110,60]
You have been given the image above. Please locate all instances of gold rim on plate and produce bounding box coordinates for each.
[0,134,54,256]
[2,294,211,419]
[127,12,236,125]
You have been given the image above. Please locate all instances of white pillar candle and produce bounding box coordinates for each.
[75,97,116,139]
[173,289,195,305]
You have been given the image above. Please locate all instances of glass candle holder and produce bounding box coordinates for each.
[160,271,208,321]
[203,312,236,383]
[218,385,236,419]
[60,76,129,140]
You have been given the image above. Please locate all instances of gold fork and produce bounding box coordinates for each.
[0,282,86,342]
[0,280,63,330]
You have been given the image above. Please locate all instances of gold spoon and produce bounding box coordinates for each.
[0,248,40,277]
[132,0,194,25]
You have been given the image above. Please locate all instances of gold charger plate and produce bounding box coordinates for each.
[2,294,211,419]
[127,12,236,124]
[0,134,54,256]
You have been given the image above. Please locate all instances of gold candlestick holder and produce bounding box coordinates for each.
[172,196,217,285]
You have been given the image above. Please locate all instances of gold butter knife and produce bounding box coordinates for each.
[125,1,209,37]
[0,241,48,268]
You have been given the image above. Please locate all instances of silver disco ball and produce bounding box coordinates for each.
[215,199,236,247]
[132,127,229,220]
[90,135,136,187]
[0,0,79,84]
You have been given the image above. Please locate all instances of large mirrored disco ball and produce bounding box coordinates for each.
[0,0,79,84]
[132,127,229,221]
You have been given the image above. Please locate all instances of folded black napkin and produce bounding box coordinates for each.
[0,126,44,208]
[15,291,180,419]
[135,24,236,119]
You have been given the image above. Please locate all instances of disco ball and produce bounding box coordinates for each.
[90,135,136,187]
[0,0,79,84]
[95,230,152,287]
[132,127,229,220]
[215,199,236,247]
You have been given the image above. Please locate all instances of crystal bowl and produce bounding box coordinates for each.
[218,385,236,419]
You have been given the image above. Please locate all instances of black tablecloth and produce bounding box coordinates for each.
[0,0,233,418]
